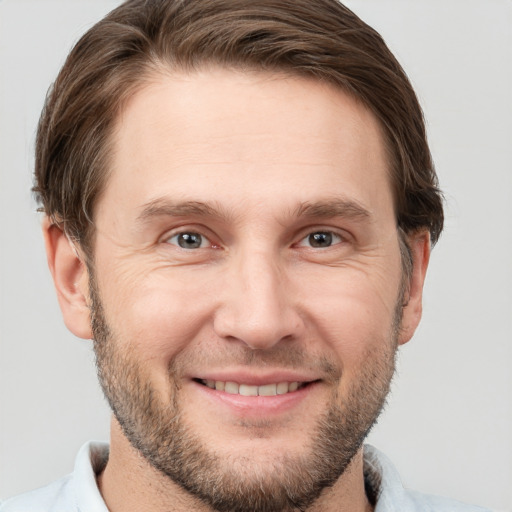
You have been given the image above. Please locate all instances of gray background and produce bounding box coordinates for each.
[0,1,510,510]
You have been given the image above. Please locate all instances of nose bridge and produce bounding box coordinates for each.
[214,243,301,349]
[241,247,282,315]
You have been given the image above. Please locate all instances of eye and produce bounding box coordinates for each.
[166,231,210,249]
[298,231,343,248]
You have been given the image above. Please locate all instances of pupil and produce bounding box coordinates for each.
[178,233,202,249]
[310,232,332,247]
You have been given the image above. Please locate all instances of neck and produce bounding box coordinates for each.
[98,418,373,512]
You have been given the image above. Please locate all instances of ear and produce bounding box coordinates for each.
[398,230,431,345]
[42,217,92,339]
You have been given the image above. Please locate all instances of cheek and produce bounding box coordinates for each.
[99,265,219,362]
[297,262,401,365]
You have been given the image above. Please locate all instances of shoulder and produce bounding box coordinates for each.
[0,475,74,512]
[363,445,493,512]
[0,441,109,512]
[405,489,493,512]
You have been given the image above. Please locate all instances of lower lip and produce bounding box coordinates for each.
[192,380,318,418]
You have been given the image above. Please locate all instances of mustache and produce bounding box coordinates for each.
[167,343,341,382]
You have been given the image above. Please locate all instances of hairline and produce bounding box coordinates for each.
[77,60,404,255]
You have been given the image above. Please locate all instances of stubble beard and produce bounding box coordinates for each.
[89,274,400,512]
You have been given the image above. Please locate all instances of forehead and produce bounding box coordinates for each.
[99,68,393,225]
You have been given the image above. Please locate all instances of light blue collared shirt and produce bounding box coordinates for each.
[0,442,492,511]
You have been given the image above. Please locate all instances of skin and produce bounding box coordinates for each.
[44,68,430,511]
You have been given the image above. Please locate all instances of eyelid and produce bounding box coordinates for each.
[296,231,343,248]
[160,226,217,248]
[294,227,351,248]
[168,232,210,249]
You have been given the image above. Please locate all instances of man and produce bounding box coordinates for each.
[0,0,492,511]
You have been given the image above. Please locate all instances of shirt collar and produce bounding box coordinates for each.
[73,441,110,512]
[364,444,408,511]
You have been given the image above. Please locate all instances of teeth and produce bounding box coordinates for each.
[202,380,303,396]
[225,381,239,394]
[239,384,258,396]
[276,382,289,395]
[258,383,277,396]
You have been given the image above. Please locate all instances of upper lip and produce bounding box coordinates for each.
[190,369,320,386]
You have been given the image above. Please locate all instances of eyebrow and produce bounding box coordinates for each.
[136,197,371,225]
[293,199,371,222]
[136,198,233,224]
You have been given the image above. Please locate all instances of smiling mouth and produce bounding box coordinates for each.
[195,379,315,396]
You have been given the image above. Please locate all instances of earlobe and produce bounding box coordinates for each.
[42,217,93,339]
[398,231,431,345]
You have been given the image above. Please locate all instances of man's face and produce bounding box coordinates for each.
[82,69,420,511]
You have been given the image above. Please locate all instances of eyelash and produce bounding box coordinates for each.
[165,231,213,250]
[295,231,345,249]
[163,228,347,250]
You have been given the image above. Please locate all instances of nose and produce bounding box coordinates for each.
[213,249,304,350]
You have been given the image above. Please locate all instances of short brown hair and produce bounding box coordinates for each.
[35,0,443,255]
